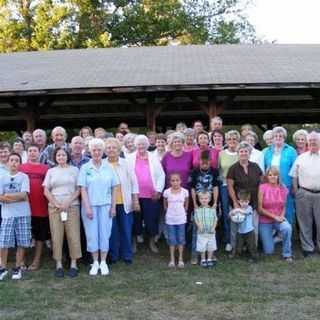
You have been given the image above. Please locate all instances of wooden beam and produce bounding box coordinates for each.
[21,109,37,132]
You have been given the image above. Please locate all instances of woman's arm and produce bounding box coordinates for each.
[184,196,189,212]
[80,187,93,219]
[163,197,168,212]
[191,188,198,209]
[110,185,118,217]
[0,192,28,202]
[61,187,80,211]
[227,178,239,208]
[212,186,219,208]
[44,187,61,208]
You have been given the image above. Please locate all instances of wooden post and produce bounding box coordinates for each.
[145,98,162,131]
[21,109,37,132]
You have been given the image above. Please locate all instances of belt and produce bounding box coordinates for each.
[301,187,320,194]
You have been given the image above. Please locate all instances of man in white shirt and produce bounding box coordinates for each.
[290,131,320,257]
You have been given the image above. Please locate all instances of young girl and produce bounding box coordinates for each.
[163,173,189,268]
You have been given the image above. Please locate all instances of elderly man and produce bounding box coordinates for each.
[22,131,33,149]
[210,116,223,131]
[40,126,70,167]
[33,129,47,152]
[290,131,320,257]
[70,136,90,169]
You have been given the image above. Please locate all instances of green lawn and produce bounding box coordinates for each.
[1,243,320,320]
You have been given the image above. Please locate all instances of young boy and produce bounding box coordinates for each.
[194,191,218,268]
[190,150,219,264]
[230,190,257,262]
[0,153,31,280]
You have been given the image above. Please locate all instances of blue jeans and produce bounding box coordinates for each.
[220,185,231,244]
[166,224,186,246]
[109,205,133,262]
[259,220,292,258]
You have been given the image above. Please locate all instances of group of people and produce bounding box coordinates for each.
[0,118,319,281]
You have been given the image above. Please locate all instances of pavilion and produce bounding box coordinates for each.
[0,44,320,132]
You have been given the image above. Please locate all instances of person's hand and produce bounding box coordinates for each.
[275,215,285,223]
[194,203,199,210]
[110,206,116,217]
[198,225,203,233]
[133,199,140,212]
[61,200,71,212]
[152,192,161,201]
[86,208,93,220]
[233,201,240,209]
[212,203,217,209]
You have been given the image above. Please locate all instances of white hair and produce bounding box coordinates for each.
[51,126,67,138]
[225,130,241,142]
[272,126,287,139]
[262,130,273,142]
[293,129,308,142]
[307,131,320,142]
[134,135,150,149]
[88,138,105,151]
[123,133,137,146]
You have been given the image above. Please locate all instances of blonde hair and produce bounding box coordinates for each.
[105,137,122,152]
[264,166,281,185]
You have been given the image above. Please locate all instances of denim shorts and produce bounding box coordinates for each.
[166,224,186,246]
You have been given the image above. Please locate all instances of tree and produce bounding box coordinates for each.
[0,0,256,53]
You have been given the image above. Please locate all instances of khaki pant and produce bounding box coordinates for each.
[49,206,82,261]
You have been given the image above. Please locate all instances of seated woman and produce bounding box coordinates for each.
[258,166,293,262]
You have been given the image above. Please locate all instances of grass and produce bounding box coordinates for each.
[1,242,320,320]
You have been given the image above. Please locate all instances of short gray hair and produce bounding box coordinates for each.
[134,135,150,149]
[307,131,320,142]
[293,129,308,142]
[237,141,253,154]
[272,126,287,139]
[244,131,258,144]
[183,128,194,137]
[169,132,185,146]
[123,133,137,147]
[225,130,241,142]
[88,138,105,151]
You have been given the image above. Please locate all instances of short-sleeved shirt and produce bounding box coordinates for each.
[218,150,238,185]
[259,183,288,224]
[194,207,217,234]
[0,163,9,178]
[227,161,262,209]
[0,171,31,218]
[163,187,189,225]
[19,163,49,217]
[78,159,119,206]
[162,151,193,189]
[238,205,254,234]
[135,156,154,198]
[43,165,79,206]
[190,168,219,193]
[70,155,90,169]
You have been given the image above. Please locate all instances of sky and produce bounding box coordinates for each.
[246,0,320,44]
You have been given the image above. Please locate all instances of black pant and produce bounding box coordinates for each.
[235,230,257,258]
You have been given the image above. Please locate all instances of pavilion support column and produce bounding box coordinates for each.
[145,104,162,132]
[21,109,38,132]
[200,96,224,128]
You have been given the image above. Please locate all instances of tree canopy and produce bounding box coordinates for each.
[0,0,256,52]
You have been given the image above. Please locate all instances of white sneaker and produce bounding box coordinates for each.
[274,235,282,244]
[11,267,22,280]
[89,261,100,276]
[225,243,233,252]
[137,235,144,243]
[0,268,8,281]
[100,261,110,276]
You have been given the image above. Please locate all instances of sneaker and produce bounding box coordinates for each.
[168,261,175,268]
[67,267,79,278]
[225,243,233,252]
[284,256,293,263]
[177,261,185,269]
[0,268,8,281]
[89,261,100,276]
[100,261,110,276]
[274,235,282,244]
[207,260,216,268]
[137,235,144,244]
[54,268,64,278]
[200,260,208,268]
[11,267,22,280]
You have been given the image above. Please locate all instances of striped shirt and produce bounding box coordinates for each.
[194,207,217,234]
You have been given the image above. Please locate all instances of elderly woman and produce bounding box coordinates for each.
[262,130,273,154]
[106,138,140,264]
[244,131,264,172]
[127,135,165,253]
[210,129,224,150]
[162,132,193,189]
[78,138,119,276]
[293,129,308,155]
[258,167,292,262]
[183,128,196,152]
[122,133,137,157]
[153,133,167,161]
[192,131,220,169]
[43,147,81,278]
[227,141,263,250]
[218,130,240,252]
[264,127,297,224]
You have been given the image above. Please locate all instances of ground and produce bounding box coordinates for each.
[1,243,320,320]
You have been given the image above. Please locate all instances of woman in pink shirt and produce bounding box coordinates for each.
[126,135,165,253]
[258,166,293,261]
[192,131,220,169]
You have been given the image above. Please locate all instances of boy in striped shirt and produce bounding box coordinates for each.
[194,191,218,268]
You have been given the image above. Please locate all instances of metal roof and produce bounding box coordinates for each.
[1,44,320,93]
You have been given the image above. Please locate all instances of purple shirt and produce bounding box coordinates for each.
[162,151,193,189]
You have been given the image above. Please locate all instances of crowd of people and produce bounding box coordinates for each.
[0,118,319,281]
